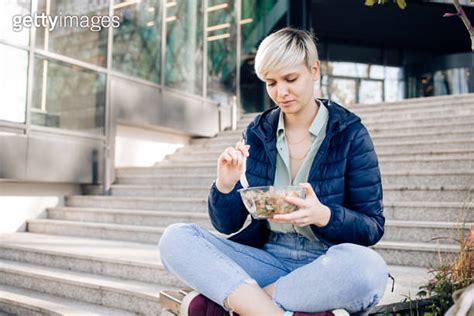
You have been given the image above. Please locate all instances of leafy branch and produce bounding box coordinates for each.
[365,0,407,10]
[447,0,474,51]
[365,0,474,51]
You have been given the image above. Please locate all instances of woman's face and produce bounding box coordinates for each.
[264,62,320,115]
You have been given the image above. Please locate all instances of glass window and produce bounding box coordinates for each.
[359,80,383,104]
[445,68,469,95]
[207,0,237,104]
[1,0,31,46]
[433,70,450,96]
[369,65,384,80]
[409,68,470,98]
[385,67,402,102]
[112,0,162,83]
[239,0,281,113]
[35,0,109,67]
[320,75,329,99]
[164,1,203,94]
[329,78,356,105]
[329,62,368,78]
[31,57,106,135]
[0,44,28,123]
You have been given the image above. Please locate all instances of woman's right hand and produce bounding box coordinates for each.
[215,141,250,193]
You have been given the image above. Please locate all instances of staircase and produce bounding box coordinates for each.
[0,94,473,315]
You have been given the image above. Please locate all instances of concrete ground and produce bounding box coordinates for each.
[379,265,431,305]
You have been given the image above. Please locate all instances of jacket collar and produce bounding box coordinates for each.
[251,99,360,142]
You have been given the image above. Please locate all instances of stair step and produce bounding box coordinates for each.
[116,175,215,186]
[382,185,472,202]
[380,171,474,187]
[111,185,210,198]
[238,107,474,128]
[219,117,474,139]
[0,233,184,286]
[361,113,474,130]
[177,139,474,155]
[192,128,474,146]
[120,159,474,178]
[0,283,135,316]
[373,241,459,267]
[27,219,227,244]
[116,166,216,177]
[111,172,474,196]
[348,93,474,110]
[0,258,176,315]
[384,201,473,222]
[48,207,213,229]
[237,112,474,135]
[166,150,474,163]
[375,141,474,155]
[54,206,466,246]
[159,290,186,315]
[53,200,474,223]
[28,215,468,249]
[66,196,208,212]
[105,184,474,202]
[240,95,474,117]
[27,219,169,244]
[384,220,471,244]
[348,95,474,113]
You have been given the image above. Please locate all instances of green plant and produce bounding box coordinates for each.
[416,188,473,315]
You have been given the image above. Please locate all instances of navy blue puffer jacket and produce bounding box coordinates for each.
[208,99,384,249]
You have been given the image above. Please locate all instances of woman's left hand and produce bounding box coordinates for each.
[268,183,331,227]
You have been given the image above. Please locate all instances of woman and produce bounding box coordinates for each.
[159,27,389,316]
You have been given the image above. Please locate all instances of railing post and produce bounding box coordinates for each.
[231,96,238,131]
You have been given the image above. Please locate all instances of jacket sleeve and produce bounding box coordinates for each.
[208,181,249,234]
[312,124,385,246]
[207,125,253,234]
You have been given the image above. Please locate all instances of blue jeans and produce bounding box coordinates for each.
[158,223,388,314]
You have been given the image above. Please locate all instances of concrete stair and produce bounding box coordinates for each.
[0,94,473,314]
[175,139,474,157]
[0,284,135,316]
[0,256,175,315]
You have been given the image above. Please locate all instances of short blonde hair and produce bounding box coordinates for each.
[254,27,319,81]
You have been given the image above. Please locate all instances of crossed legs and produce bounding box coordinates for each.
[159,223,388,315]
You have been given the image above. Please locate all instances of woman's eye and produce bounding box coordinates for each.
[267,82,276,87]
[287,78,297,82]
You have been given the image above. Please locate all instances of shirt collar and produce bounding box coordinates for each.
[277,99,328,138]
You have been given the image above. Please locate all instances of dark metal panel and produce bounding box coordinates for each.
[26,132,104,183]
[404,52,474,76]
[0,132,27,179]
[111,76,221,137]
[287,0,311,29]
[310,0,474,65]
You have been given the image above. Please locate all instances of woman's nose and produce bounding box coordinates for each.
[277,83,289,97]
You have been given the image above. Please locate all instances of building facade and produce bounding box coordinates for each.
[0,0,472,232]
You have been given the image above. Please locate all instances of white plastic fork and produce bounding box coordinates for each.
[239,139,250,189]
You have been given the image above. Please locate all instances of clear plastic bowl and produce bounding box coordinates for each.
[238,186,305,219]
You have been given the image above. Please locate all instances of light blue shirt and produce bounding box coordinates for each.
[268,100,329,241]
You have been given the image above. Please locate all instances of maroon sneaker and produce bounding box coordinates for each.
[181,290,345,316]
[294,312,334,316]
[181,291,239,316]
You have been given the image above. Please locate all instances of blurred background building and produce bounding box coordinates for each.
[0,0,473,232]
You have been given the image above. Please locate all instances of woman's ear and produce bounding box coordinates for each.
[311,60,321,80]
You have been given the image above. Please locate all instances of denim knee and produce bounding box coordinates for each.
[332,244,388,294]
[158,223,198,263]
